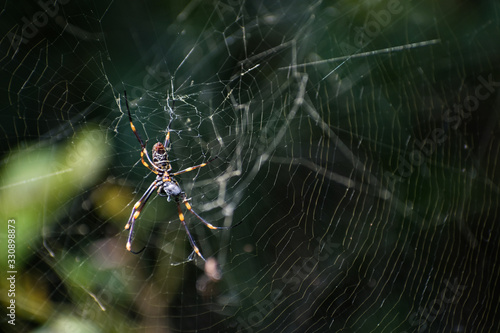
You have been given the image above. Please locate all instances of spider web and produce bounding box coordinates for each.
[1,0,500,332]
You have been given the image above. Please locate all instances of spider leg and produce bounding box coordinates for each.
[172,156,218,176]
[125,180,159,252]
[163,106,172,148]
[163,130,171,149]
[124,90,159,174]
[184,201,229,230]
[177,202,206,261]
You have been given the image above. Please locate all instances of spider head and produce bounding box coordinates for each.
[152,142,168,167]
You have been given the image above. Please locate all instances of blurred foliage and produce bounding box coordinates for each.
[0,127,109,266]
[0,127,110,329]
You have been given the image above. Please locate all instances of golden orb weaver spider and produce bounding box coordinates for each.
[123,91,227,261]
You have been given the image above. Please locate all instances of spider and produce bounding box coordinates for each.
[123,91,227,261]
